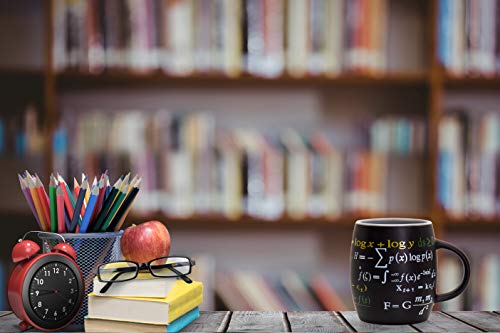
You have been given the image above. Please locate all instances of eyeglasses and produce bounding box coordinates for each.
[97,256,195,294]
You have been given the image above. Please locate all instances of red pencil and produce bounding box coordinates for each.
[74,177,80,198]
[58,176,75,219]
[34,175,51,227]
[56,186,66,233]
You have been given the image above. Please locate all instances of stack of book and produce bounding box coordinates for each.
[438,0,499,76]
[52,0,389,77]
[438,111,499,219]
[84,273,203,332]
[54,110,426,220]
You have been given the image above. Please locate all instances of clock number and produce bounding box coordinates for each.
[44,308,48,315]
[35,290,39,296]
[53,267,60,274]
[70,288,75,294]
[63,270,67,276]
[34,278,44,285]
[37,301,42,308]
[44,270,50,277]
[62,306,66,312]
[54,311,57,317]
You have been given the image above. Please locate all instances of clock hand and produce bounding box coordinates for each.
[34,289,57,296]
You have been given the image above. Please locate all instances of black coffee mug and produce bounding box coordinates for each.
[350,218,470,325]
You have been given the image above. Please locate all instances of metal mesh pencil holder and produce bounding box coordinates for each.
[39,232,122,325]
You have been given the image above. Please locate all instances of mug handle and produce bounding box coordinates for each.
[434,239,471,303]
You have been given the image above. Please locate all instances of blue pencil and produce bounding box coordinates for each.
[69,179,88,232]
[78,185,99,233]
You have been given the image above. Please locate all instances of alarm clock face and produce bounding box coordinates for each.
[21,254,83,330]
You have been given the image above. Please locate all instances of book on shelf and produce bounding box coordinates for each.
[438,0,498,75]
[0,104,44,158]
[52,0,389,77]
[87,280,203,325]
[439,252,500,311]
[438,111,499,219]
[92,273,176,298]
[54,110,427,220]
[280,271,322,311]
[215,270,348,311]
[310,273,347,311]
[85,307,200,333]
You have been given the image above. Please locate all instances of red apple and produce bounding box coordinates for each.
[120,221,171,263]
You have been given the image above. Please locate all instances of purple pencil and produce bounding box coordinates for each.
[18,174,43,229]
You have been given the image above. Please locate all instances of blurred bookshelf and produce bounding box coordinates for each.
[0,0,499,312]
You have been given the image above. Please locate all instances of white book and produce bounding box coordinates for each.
[287,0,308,77]
[92,275,176,298]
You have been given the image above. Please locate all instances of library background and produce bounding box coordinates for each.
[0,0,499,312]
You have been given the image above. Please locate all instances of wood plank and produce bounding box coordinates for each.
[445,311,500,332]
[227,311,289,332]
[412,311,481,332]
[0,313,22,332]
[181,311,231,332]
[339,311,418,332]
[287,311,352,332]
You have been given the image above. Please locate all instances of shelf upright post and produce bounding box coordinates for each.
[43,0,57,181]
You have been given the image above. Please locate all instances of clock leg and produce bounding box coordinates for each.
[18,320,30,331]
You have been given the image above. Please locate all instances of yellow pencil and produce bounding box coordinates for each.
[118,174,130,192]
[26,177,48,231]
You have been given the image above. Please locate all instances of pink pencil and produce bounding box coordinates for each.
[56,186,66,233]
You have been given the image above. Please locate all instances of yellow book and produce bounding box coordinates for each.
[87,280,203,325]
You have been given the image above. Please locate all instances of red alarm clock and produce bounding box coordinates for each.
[8,232,84,331]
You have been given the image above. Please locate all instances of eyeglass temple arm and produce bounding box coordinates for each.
[99,270,129,294]
[167,265,192,284]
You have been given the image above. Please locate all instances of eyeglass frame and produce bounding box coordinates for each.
[97,256,196,294]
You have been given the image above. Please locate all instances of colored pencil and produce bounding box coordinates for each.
[49,174,57,232]
[92,178,122,232]
[104,176,111,200]
[34,176,51,229]
[79,185,100,233]
[18,175,42,229]
[74,177,80,198]
[93,176,106,221]
[100,188,127,231]
[110,178,142,231]
[56,186,66,233]
[86,177,96,204]
[118,174,130,192]
[58,176,75,220]
[26,176,48,231]
[70,179,88,232]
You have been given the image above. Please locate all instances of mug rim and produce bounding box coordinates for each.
[355,217,432,227]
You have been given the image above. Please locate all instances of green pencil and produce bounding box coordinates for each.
[100,188,127,231]
[49,174,57,232]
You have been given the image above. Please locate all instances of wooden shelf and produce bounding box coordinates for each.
[443,216,500,232]
[55,70,428,89]
[443,74,500,88]
[123,212,430,230]
[0,68,43,80]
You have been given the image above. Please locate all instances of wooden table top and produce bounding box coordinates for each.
[0,310,499,332]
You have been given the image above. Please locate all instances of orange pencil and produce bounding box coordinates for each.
[26,177,49,231]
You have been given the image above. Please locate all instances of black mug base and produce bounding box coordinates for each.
[356,312,430,325]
